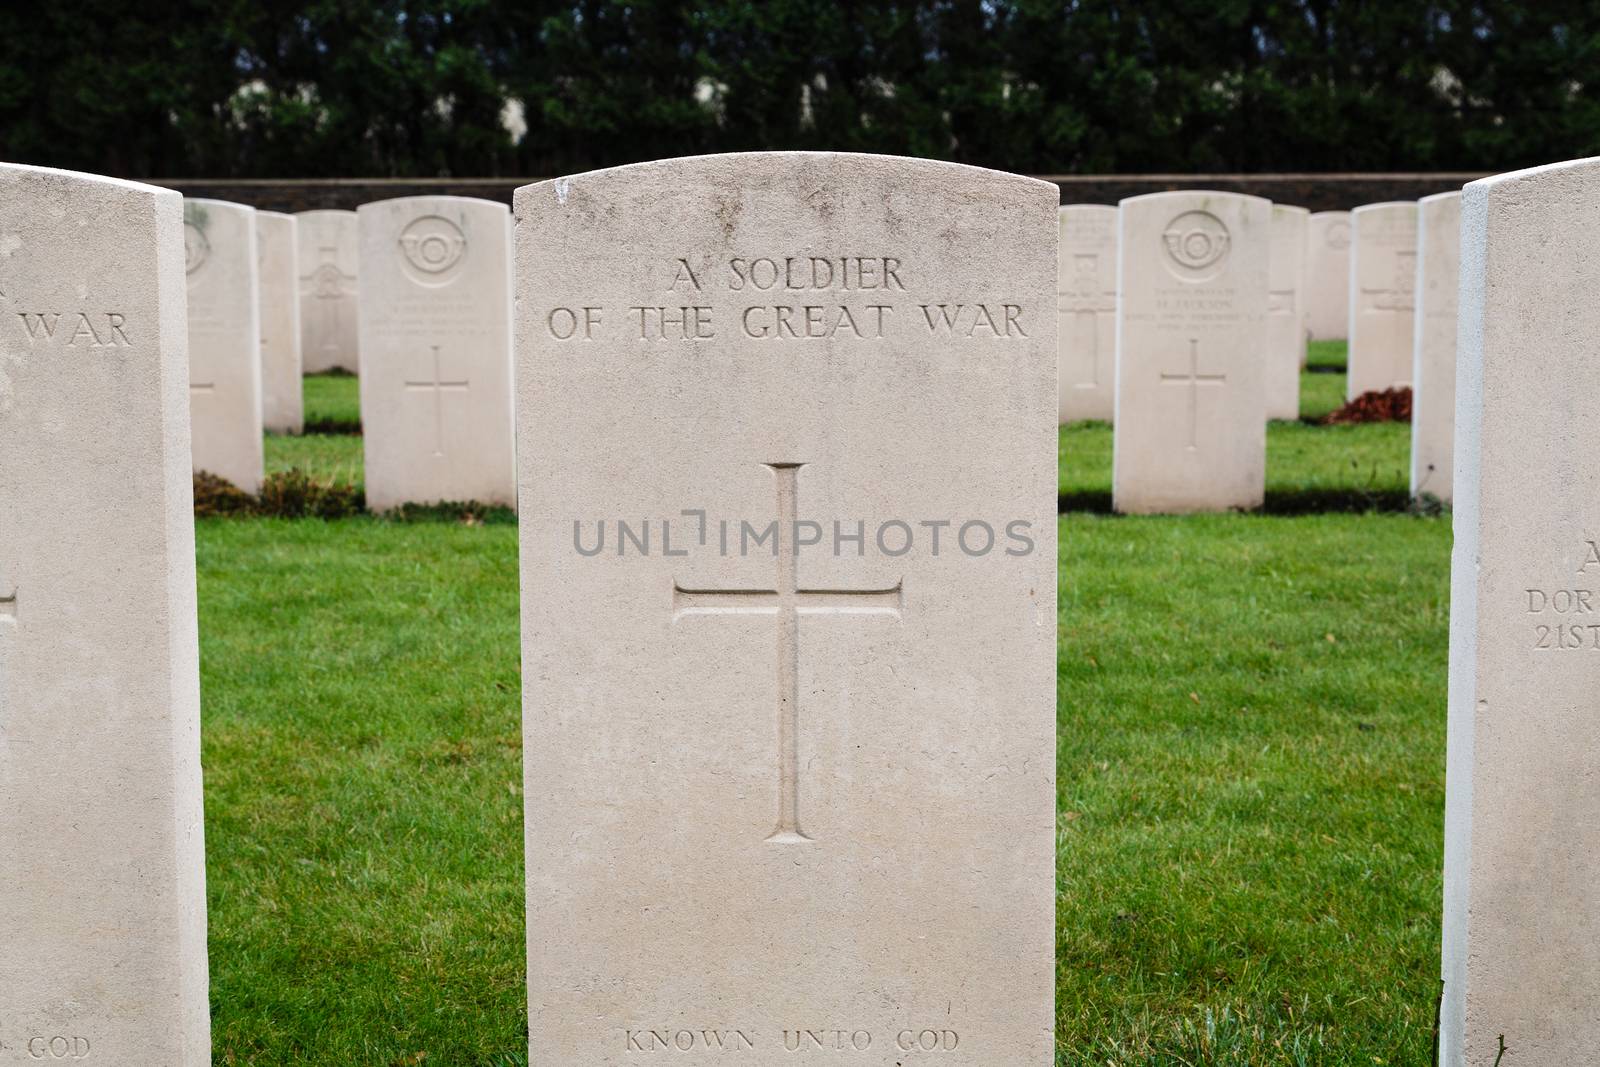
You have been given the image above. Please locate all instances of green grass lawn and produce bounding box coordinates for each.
[265,432,364,488]
[1058,415,1411,510]
[198,519,526,1065]
[302,372,362,430]
[1306,338,1347,371]
[1055,512,1445,1064]
[1299,365,1346,421]
[207,345,1441,1064]
[266,374,365,488]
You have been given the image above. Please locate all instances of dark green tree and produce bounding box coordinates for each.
[4,0,1600,177]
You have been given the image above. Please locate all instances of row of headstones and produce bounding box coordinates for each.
[0,154,1582,1064]
[1058,194,1459,511]
[185,199,512,510]
[196,192,1452,517]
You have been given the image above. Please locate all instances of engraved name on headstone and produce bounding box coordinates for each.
[515,153,1056,1065]
[0,163,210,1065]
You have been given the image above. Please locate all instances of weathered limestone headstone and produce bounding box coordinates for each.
[1113,191,1270,513]
[1057,204,1117,422]
[1305,210,1351,341]
[295,209,359,374]
[185,198,263,493]
[257,211,303,434]
[0,164,210,1063]
[1409,190,1460,503]
[516,154,1056,1064]
[1266,204,1309,420]
[1346,201,1417,399]
[1443,157,1600,1066]
[357,196,515,510]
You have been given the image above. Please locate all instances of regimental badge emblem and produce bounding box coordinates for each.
[1328,220,1352,251]
[311,261,350,298]
[183,221,210,276]
[397,215,468,285]
[1161,210,1231,281]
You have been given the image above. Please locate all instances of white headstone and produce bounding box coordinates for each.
[0,164,210,1064]
[257,211,303,434]
[1113,191,1270,513]
[1443,157,1600,1066]
[295,209,360,374]
[1347,201,1417,400]
[1266,204,1309,420]
[185,198,263,493]
[1409,191,1460,503]
[1306,211,1351,341]
[515,154,1056,1064]
[357,196,515,510]
[1057,204,1117,422]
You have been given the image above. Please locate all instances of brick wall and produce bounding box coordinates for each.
[152,172,1484,214]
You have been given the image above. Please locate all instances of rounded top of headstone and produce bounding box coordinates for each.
[294,208,358,220]
[514,151,1057,216]
[1059,202,1117,217]
[1352,200,1418,215]
[1418,189,1464,206]
[1271,203,1311,218]
[184,197,255,216]
[1310,210,1351,220]
[1117,189,1273,210]
[1465,155,1600,197]
[357,194,507,215]
[0,162,175,205]
[257,209,296,222]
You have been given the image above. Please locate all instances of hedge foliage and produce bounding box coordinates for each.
[4,2,1597,177]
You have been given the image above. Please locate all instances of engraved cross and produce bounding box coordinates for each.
[1160,338,1226,451]
[672,463,902,844]
[405,344,469,457]
[305,248,355,362]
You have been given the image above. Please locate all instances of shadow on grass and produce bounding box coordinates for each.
[299,417,363,436]
[195,470,515,525]
[1059,487,1438,516]
[1260,486,1415,514]
[1058,490,1113,513]
[381,501,517,525]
